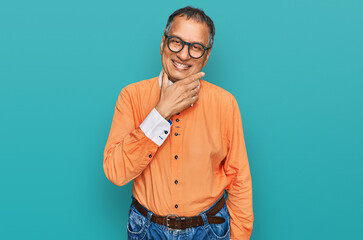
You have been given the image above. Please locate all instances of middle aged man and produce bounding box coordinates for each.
[103,6,254,240]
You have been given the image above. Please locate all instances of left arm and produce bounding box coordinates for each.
[224,96,254,239]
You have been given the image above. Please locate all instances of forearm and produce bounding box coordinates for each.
[227,176,254,239]
[103,128,159,186]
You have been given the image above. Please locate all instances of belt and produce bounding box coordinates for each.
[132,196,226,230]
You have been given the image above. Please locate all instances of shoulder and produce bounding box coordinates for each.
[120,76,158,97]
[121,77,158,94]
[200,79,237,105]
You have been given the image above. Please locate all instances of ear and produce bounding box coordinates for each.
[202,48,212,67]
[160,35,165,55]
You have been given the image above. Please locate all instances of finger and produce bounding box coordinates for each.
[185,79,200,90]
[186,87,199,99]
[190,94,199,104]
[189,86,198,93]
[191,87,199,96]
[161,70,169,90]
[181,72,205,84]
[183,94,199,107]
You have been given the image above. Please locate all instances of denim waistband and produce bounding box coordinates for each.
[131,193,226,217]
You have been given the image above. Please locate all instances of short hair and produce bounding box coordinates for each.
[164,6,215,48]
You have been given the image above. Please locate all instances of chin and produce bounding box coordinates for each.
[172,73,189,82]
[166,70,185,81]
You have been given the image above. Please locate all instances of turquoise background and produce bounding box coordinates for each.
[1,0,362,239]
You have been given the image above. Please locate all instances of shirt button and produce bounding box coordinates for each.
[149,154,152,158]
[164,130,168,134]
[175,204,178,209]
[174,155,178,160]
[174,133,179,136]
[174,180,178,184]
[176,119,180,122]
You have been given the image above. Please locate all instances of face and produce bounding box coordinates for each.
[160,15,211,82]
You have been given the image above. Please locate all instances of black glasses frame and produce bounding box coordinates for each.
[164,34,211,59]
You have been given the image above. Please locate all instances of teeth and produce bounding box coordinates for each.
[174,60,190,68]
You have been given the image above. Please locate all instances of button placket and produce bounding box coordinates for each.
[170,113,182,212]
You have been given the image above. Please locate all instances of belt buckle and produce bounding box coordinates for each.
[166,214,179,230]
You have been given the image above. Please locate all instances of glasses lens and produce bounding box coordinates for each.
[189,43,205,58]
[168,37,183,52]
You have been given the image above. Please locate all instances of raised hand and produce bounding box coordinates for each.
[155,70,205,121]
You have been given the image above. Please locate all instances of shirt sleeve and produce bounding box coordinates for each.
[224,96,254,239]
[103,89,171,186]
[140,108,172,146]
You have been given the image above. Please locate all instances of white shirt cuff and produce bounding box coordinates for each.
[140,108,172,146]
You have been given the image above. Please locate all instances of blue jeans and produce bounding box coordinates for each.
[127,195,230,240]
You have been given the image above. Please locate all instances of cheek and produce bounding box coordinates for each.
[192,61,204,70]
[161,53,170,66]
[163,51,172,61]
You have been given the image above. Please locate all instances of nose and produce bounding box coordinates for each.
[176,44,190,60]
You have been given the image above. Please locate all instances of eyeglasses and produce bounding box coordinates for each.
[164,34,210,59]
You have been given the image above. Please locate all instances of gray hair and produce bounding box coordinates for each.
[163,6,215,48]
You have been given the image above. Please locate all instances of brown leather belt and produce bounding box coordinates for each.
[132,196,226,230]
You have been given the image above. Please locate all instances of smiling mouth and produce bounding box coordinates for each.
[172,60,191,70]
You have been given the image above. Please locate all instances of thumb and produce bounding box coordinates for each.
[161,70,169,91]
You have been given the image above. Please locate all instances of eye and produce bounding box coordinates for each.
[170,38,181,44]
[192,44,203,51]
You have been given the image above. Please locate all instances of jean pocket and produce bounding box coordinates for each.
[206,204,230,239]
[127,207,147,239]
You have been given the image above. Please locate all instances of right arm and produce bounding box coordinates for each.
[103,88,170,186]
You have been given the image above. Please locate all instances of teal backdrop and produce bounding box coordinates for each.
[1,0,362,239]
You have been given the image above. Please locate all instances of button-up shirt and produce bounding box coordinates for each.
[103,70,254,239]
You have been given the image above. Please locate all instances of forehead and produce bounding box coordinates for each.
[168,15,210,45]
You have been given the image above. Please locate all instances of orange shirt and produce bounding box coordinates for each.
[103,75,254,239]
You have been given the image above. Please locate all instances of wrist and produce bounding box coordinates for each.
[155,105,171,121]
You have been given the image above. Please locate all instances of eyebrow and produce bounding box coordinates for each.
[170,33,207,46]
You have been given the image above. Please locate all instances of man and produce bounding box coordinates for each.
[103,6,254,239]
